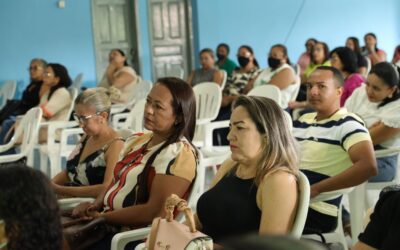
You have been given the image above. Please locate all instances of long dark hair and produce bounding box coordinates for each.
[369,62,400,108]
[0,164,62,250]
[330,47,358,74]
[137,77,197,203]
[347,37,362,54]
[47,63,72,99]
[239,45,260,68]
[364,32,379,52]
[311,42,329,65]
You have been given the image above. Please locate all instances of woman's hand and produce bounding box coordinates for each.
[72,202,93,218]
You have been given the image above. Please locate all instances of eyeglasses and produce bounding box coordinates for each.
[73,112,100,124]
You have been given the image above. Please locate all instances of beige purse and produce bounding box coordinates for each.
[145,194,213,250]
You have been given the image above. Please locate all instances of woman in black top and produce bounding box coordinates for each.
[195,96,299,243]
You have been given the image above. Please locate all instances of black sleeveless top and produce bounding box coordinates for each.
[196,167,261,242]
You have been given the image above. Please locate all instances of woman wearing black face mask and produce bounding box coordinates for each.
[213,45,260,145]
[244,44,297,108]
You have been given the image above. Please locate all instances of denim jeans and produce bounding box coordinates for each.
[369,154,398,182]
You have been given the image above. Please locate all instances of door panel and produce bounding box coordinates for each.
[149,0,193,80]
[92,0,140,82]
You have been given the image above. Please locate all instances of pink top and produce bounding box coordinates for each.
[297,52,311,74]
[341,73,364,107]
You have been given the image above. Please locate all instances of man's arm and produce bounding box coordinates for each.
[310,140,377,197]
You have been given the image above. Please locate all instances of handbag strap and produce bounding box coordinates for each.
[164,194,196,233]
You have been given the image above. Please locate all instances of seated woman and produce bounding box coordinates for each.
[362,33,387,66]
[0,163,63,250]
[187,48,224,87]
[330,46,365,106]
[297,38,317,75]
[98,49,139,104]
[71,77,197,250]
[215,43,238,77]
[290,41,331,109]
[245,44,298,108]
[392,45,400,66]
[346,37,368,76]
[195,96,299,243]
[51,88,124,198]
[345,62,400,182]
[214,45,260,145]
[0,63,72,150]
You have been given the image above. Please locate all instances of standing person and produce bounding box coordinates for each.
[52,88,124,198]
[330,46,365,106]
[98,49,139,104]
[346,37,368,76]
[293,66,377,233]
[187,48,224,86]
[0,164,63,250]
[345,62,400,182]
[362,33,387,66]
[216,43,238,77]
[297,38,317,75]
[194,96,299,243]
[244,44,298,108]
[71,77,198,250]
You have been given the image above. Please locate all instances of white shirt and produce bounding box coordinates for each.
[345,84,400,150]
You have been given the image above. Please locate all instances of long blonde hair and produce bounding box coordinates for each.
[233,96,299,185]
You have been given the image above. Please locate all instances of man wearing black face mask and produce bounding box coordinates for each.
[244,44,297,109]
[216,43,237,77]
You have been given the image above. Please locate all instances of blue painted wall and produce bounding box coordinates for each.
[0,0,96,98]
[196,0,400,69]
[1,0,399,99]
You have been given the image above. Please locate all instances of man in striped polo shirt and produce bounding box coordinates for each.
[293,66,377,233]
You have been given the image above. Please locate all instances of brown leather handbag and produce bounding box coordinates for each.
[145,194,213,250]
[61,210,115,250]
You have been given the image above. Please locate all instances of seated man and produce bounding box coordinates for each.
[292,66,377,233]
[353,185,400,250]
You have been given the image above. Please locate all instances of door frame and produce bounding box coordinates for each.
[147,0,195,81]
[91,0,142,81]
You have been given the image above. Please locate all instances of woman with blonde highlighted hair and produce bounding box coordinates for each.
[195,95,299,243]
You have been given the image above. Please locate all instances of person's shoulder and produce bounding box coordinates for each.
[123,132,151,154]
[226,58,237,66]
[120,66,136,75]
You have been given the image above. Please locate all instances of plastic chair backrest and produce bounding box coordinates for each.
[66,87,78,119]
[72,73,84,91]
[193,82,222,121]
[133,80,152,105]
[0,80,17,108]
[365,56,371,78]
[290,172,310,238]
[14,108,42,156]
[126,98,146,132]
[247,84,282,106]
[220,70,227,90]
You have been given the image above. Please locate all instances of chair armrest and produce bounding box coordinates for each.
[311,187,354,203]
[111,227,151,250]
[111,104,128,114]
[58,197,95,210]
[375,146,400,158]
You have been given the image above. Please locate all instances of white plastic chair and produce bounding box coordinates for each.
[291,172,310,238]
[0,80,17,108]
[110,149,205,250]
[110,79,152,114]
[37,87,78,177]
[220,70,227,90]
[112,98,146,132]
[71,73,84,92]
[247,85,282,107]
[364,56,371,78]
[0,108,42,164]
[302,187,354,250]
[192,82,222,148]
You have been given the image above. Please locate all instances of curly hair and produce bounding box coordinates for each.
[0,163,62,250]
